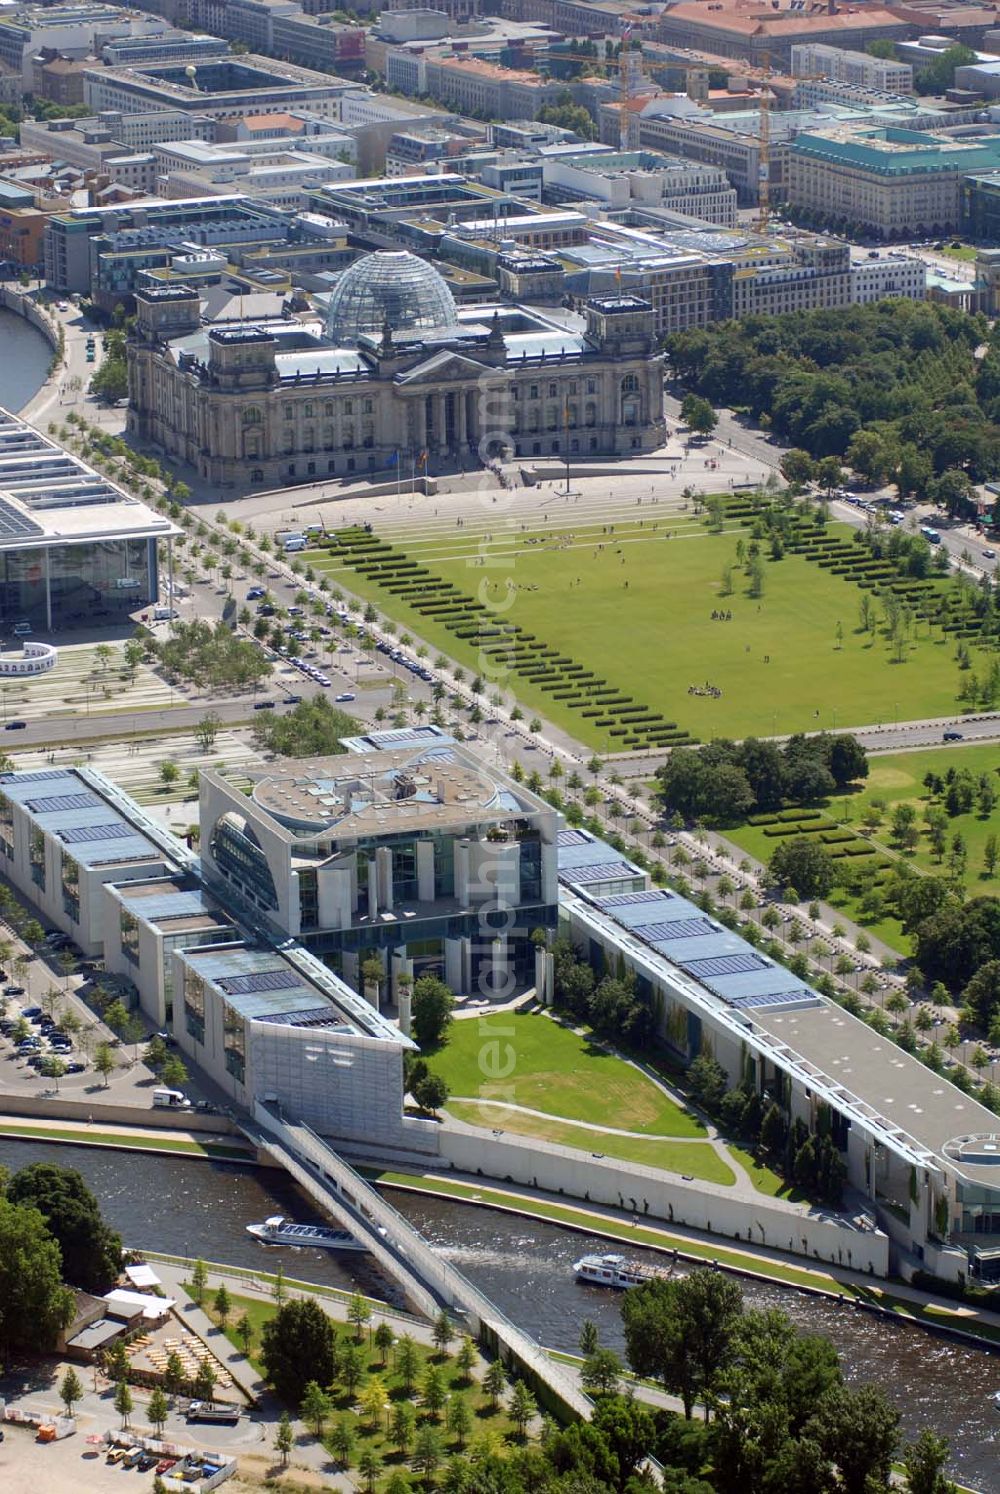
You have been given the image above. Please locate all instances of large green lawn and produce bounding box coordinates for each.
[427,1013,705,1137]
[311,513,978,743]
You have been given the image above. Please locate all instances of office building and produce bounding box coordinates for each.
[850,249,926,301]
[0,766,190,957]
[0,405,176,633]
[791,42,913,93]
[653,1,910,68]
[557,830,1000,1284]
[542,148,738,225]
[197,741,561,999]
[0,4,167,84]
[128,253,666,485]
[787,125,1000,237]
[153,138,353,210]
[83,55,349,121]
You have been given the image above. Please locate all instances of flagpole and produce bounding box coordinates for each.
[395,450,400,500]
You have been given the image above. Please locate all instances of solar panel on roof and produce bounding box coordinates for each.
[0,495,42,540]
[217,969,301,996]
[59,823,134,845]
[0,770,72,785]
[600,891,670,908]
[729,990,821,1011]
[26,793,100,814]
[558,830,589,846]
[683,953,766,979]
[567,860,638,884]
[633,918,715,943]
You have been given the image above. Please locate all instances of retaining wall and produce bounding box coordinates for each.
[0,1092,239,1134]
[437,1128,891,1277]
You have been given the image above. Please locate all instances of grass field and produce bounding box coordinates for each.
[427,1013,705,1137]
[447,1098,734,1185]
[726,742,1000,955]
[726,1143,805,1200]
[310,511,980,743]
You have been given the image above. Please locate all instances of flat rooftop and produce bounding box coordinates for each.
[559,845,1000,1186]
[0,768,173,871]
[0,408,178,552]
[248,743,533,837]
[114,875,235,935]
[182,940,413,1044]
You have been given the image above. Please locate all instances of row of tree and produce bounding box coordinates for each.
[687,1054,846,1205]
[551,936,656,1046]
[655,733,868,825]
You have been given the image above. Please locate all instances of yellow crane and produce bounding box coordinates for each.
[757,51,772,233]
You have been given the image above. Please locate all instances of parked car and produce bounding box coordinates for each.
[335,692,355,703]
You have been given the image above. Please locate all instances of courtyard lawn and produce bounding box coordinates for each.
[310,512,976,743]
[446,1099,734,1185]
[426,1012,705,1137]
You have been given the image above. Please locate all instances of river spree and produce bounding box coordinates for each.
[0,1139,996,1489]
[0,309,51,411]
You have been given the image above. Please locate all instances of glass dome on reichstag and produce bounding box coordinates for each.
[325,250,458,347]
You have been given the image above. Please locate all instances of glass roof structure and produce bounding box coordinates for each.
[324,250,458,347]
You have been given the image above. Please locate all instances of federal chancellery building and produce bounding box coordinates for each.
[126,249,667,488]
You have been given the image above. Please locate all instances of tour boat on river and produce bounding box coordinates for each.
[573,1252,675,1288]
[246,1215,367,1251]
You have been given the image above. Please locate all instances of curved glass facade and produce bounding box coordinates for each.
[325,250,458,347]
[210,813,279,913]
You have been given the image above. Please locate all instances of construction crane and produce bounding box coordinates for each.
[757,51,772,233]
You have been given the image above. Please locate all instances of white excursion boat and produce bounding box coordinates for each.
[573,1252,675,1288]
[246,1215,367,1251]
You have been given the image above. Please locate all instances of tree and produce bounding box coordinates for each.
[236,1312,254,1358]
[348,1291,371,1342]
[390,1399,416,1455]
[301,1379,332,1437]
[422,1362,447,1420]
[681,393,717,437]
[193,1359,216,1404]
[164,1349,185,1397]
[93,1041,116,1088]
[213,1282,231,1328]
[260,1298,336,1405]
[413,1071,449,1114]
[160,1054,188,1089]
[374,1320,394,1365]
[411,974,455,1046]
[360,1374,388,1430]
[330,1417,355,1469]
[159,759,180,790]
[591,1396,657,1486]
[413,1426,444,1482]
[456,1335,476,1382]
[195,711,221,753]
[143,1035,167,1073]
[190,1257,208,1305]
[769,838,835,900]
[396,1333,420,1393]
[780,448,815,487]
[275,1410,294,1467]
[8,1162,122,1294]
[433,1308,455,1354]
[148,1385,169,1436]
[59,1366,83,1417]
[903,1430,957,1494]
[447,1392,471,1449]
[581,1347,624,1396]
[114,1378,133,1429]
[358,1449,381,1494]
[579,1319,600,1357]
[339,1339,365,1397]
[621,1269,743,1420]
[806,1383,900,1494]
[483,1358,507,1409]
[509,1379,536,1437]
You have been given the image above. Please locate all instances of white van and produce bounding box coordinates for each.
[152,1087,191,1110]
[283,536,306,553]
